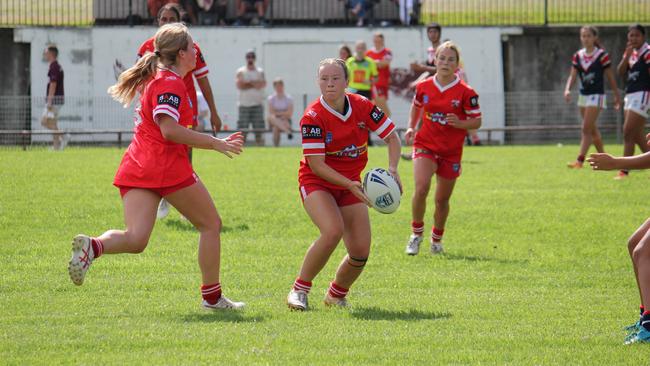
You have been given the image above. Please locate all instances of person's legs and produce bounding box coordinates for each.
[619,110,649,177]
[253,105,265,146]
[330,203,370,291]
[573,107,600,165]
[238,105,250,144]
[405,155,436,255]
[629,219,650,308]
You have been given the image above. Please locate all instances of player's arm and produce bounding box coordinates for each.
[283,99,294,120]
[306,155,371,206]
[604,67,622,110]
[564,68,577,103]
[158,116,243,158]
[588,150,650,171]
[196,77,222,132]
[384,131,402,191]
[447,115,481,130]
[404,102,423,145]
[617,44,633,77]
[47,82,57,107]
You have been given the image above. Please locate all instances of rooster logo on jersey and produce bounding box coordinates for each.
[451,99,460,108]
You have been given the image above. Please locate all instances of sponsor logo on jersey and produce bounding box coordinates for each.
[157,93,181,109]
[582,72,596,85]
[328,144,367,158]
[302,125,323,139]
[470,96,479,107]
[451,99,460,108]
[425,112,447,125]
[325,132,333,144]
[628,71,640,82]
[370,106,385,123]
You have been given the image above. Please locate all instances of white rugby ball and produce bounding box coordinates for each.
[362,168,401,214]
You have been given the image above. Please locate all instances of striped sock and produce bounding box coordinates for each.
[328,282,349,299]
[431,227,444,242]
[91,238,104,259]
[201,283,222,305]
[412,221,424,236]
[293,278,312,293]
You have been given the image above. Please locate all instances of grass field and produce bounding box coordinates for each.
[0,145,649,364]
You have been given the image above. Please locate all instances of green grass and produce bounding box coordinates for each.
[0,145,649,364]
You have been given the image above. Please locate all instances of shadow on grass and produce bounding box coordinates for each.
[350,307,451,321]
[180,312,265,323]
[441,253,529,265]
[164,220,250,233]
[222,224,250,233]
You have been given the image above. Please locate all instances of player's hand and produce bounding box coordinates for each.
[388,168,403,194]
[210,114,222,135]
[646,133,650,148]
[404,128,415,145]
[623,42,634,59]
[614,95,622,111]
[347,180,372,207]
[563,90,571,103]
[587,153,617,170]
[445,113,461,128]
[213,132,244,158]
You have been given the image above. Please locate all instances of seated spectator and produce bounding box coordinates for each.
[234,0,269,26]
[340,0,377,27]
[147,0,180,21]
[266,78,294,147]
[148,0,198,24]
[195,0,228,25]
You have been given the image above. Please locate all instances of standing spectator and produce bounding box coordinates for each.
[196,0,228,25]
[366,32,392,117]
[236,50,267,146]
[346,40,378,145]
[410,22,442,77]
[234,0,269,26]
[394,0,418,25]
[267,78,294,147]
[196,91,211,132]
[41,45,67,150]
[340,0,376,27]
[339,44,352,61]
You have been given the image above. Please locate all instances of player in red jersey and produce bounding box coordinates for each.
[587,133,650,344]
[286,58,402,310]
[138,3,223,219]
[366,32,392,117]
[67,23,246,310]
[404,41,482,256]
[564,26,621,169]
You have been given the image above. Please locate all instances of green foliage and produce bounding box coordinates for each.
[0,145,648,364]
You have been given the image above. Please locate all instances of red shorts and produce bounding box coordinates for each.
[299,183,362,207]
[373,85,389,99]
[117,173,199,198]
[412,148,461,179]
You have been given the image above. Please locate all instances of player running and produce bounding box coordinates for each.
[366,32,393,118]
[68,23,245,310]
[564,26,621,169]
[138,3,223,218]
[614,24,650,179]
[587,133,650,344]
[286,58,401,310]
[404,41,482,255]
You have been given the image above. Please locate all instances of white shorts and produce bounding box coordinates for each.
[577,94,606,109]
[624,91,650,118]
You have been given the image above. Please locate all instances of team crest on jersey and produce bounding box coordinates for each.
[451,99,460,108]
[158,93,181,109]
[307,110,317,117]
[470,96,479,107]
[423,95,429,104]
[357,121,367,130]
[370,106,385,124]
[325,132,333,144]
[452,163,460,172]
[302,124,323,139]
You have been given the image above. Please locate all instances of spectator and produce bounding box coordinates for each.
[236,50,267,146]
[340,0,375,27]
[41,45,67,150]
[339,44,352,61]
[393,0,420,26]
[195,0,228,25]
[196,91,211,132]
[267,78,294,147]
[147,0,179,20]
[410,22,441,76]
[234,0,269,26]
[148,0,197,24]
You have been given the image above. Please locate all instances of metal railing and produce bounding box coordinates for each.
[1,0,648,27]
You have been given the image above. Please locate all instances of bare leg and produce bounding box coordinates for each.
[411,157,436,224]
[433,175,457,231]
[297,191,344,282]
[629,218,650,307]
[633,223,650,309]
[332,203,371,289]
[622,110,647,157]
[578,107,601,157]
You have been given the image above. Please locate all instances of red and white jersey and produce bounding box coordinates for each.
[114,69,193,188]
[137,37,209,124]
[413,76,481,157]
[299,93,396,189]
[366,47,392,87]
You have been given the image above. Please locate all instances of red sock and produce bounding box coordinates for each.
[91,238,104,258]
[328,282,349,299]
[412,221,424,236]
[641,305,645,316]
[643,310,650,316]
[293,278,312,293]
[201,283,222,305]
[431,227,444,242]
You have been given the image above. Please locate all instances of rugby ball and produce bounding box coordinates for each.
[362,168,401,214]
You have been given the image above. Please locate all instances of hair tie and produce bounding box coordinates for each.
[154,50,161,57]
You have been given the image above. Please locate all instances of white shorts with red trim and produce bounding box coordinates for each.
[624,91,650,118]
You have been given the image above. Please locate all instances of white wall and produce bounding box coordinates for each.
[15,26,505,143]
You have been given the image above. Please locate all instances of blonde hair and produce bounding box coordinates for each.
[318,58,348,81]
[435,41,461,65]
[108,23,191,107]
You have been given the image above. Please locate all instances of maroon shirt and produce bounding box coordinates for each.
[47,61,64,105]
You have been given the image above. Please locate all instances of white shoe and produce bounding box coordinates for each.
[324,293,349,308]
[406,234,423,255]
[202,296,245,310]
[68,234,95,286]
[430,240,444,254]
[287,289,308,311]
[156,199,170,219]
[60,133,70,150]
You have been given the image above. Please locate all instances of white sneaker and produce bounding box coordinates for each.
[287,289,308,311]
[324,293,349,308]
[68,234,95,286]
[406,234,423,255]
[430,240,444,254]
[202,295,245,310]
[156,199,170,219]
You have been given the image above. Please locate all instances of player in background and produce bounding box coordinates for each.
[346,40,378,146]
[587,133,650,344]
[138,3,223,218]
[564,26,621,169]
[366,32,392,118]
[286,58,401,310]
[339,44,352,62]
[68,24,245,310]
[614,24,650,179]
[404,41,481,255]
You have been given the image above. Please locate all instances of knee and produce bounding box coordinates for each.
[623,127,637,141]
[435,197,450,209]
[320,226,344,246]
[632,242,650,262]
[413,183,430,199]
[197,215,222,235]
[127,232,150,253]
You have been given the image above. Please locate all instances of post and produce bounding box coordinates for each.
[543,0,548,25]
[268,0,273,26]
[128,0,134,27]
